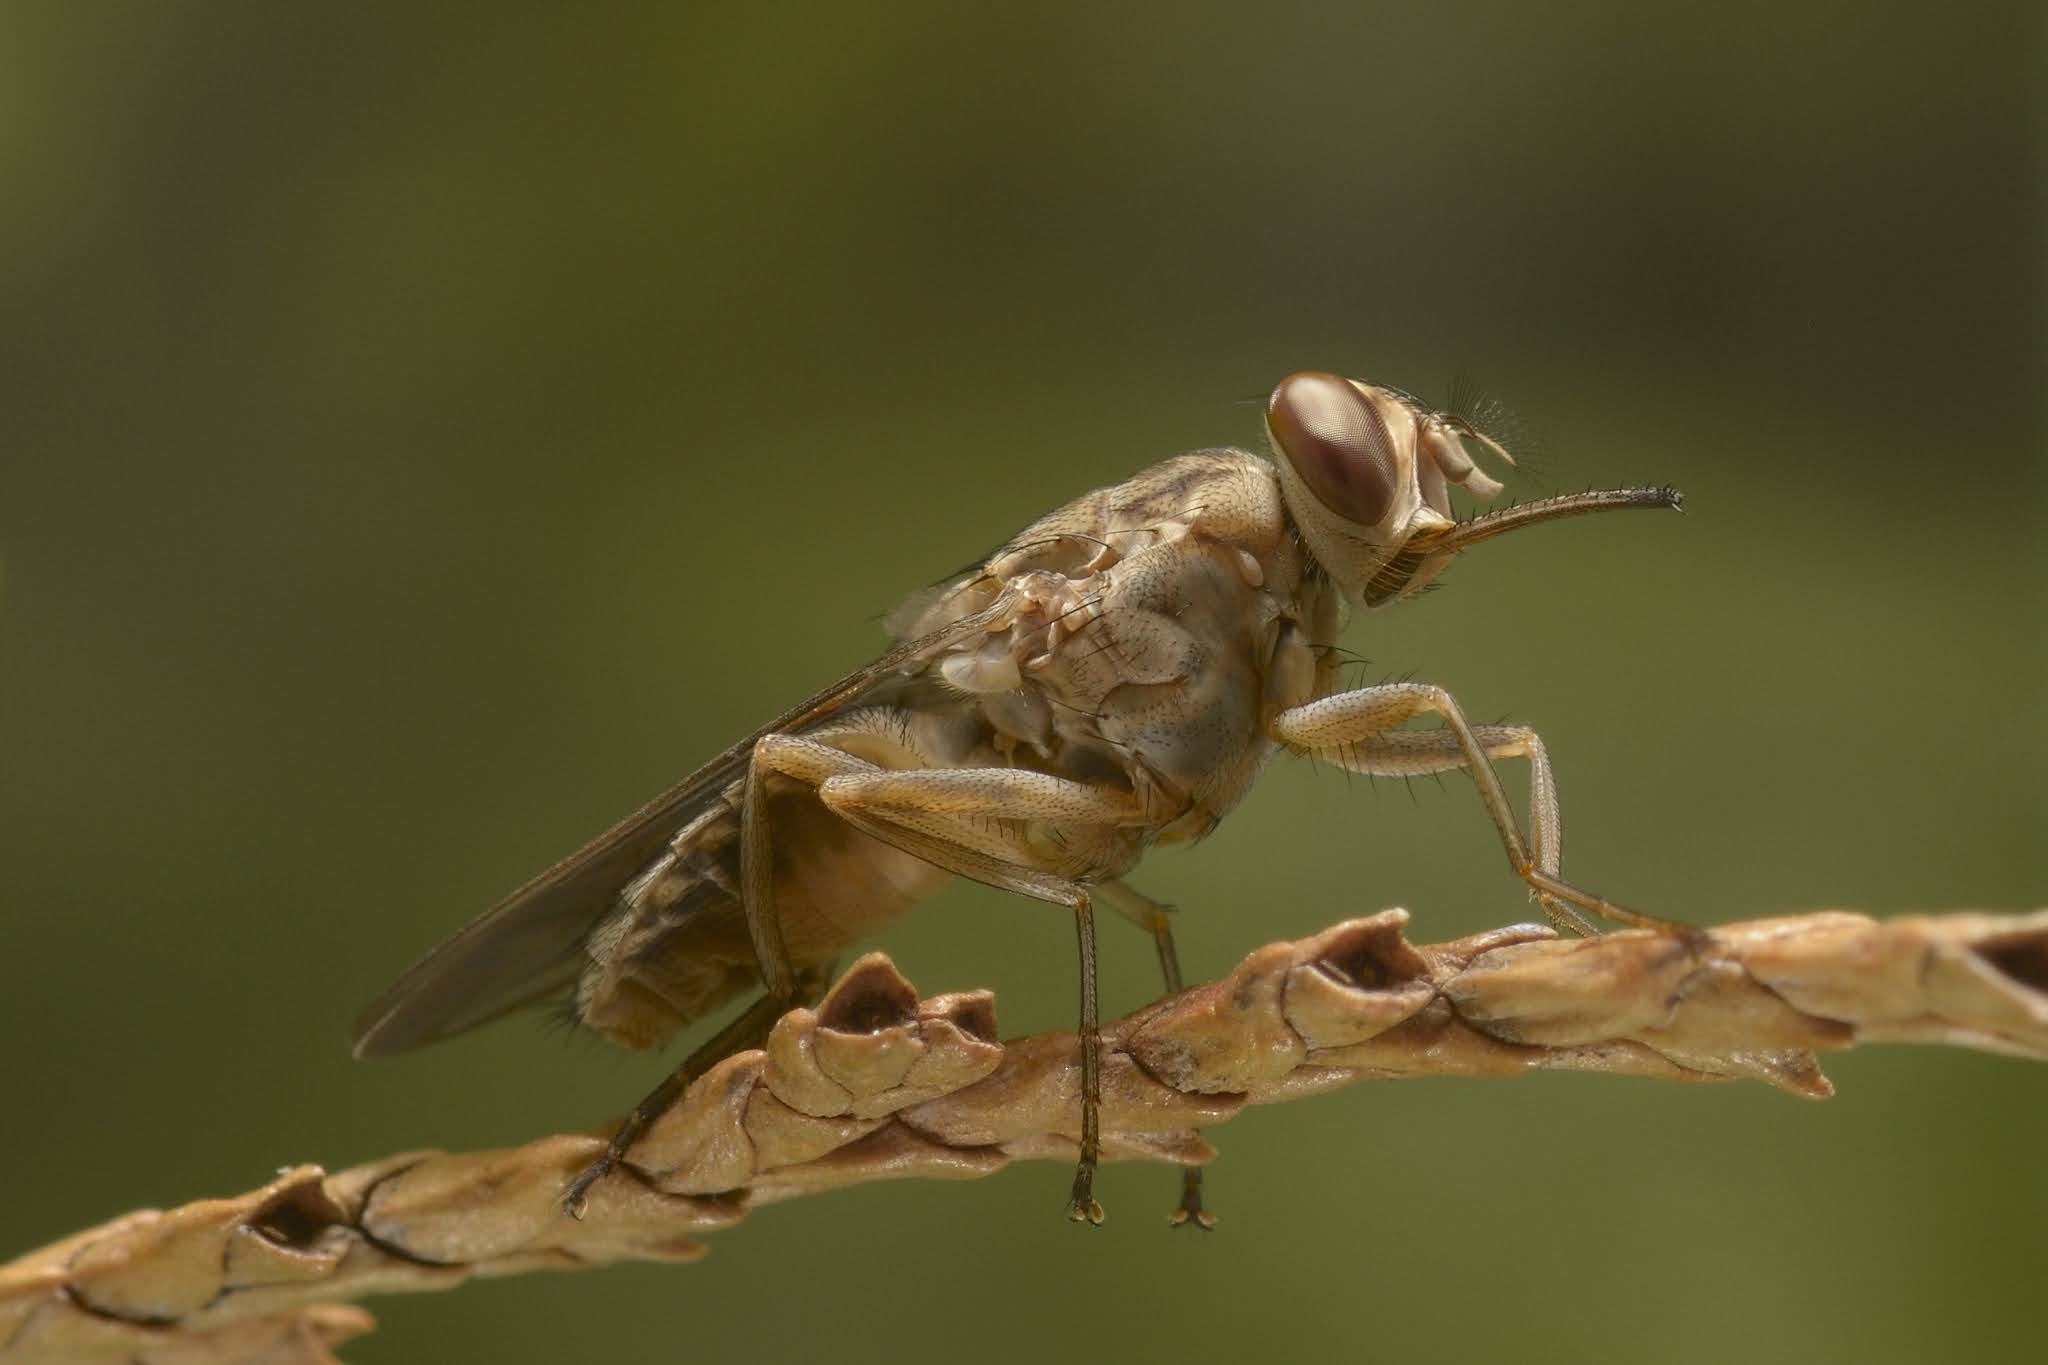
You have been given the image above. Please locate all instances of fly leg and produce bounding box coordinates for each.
[1096,879,1214,1229]
[561,726,891,1215]
[562,982,813,1217]
[1270,684,1690,936]
[809,765,1152,1224]
[1309,723,1594,935]
[1098,878,1185,995]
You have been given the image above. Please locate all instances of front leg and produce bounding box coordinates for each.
[1270,683,1683,935]
[1307,722,1584,933]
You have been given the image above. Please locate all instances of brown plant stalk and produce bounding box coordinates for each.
[5,906,2046,1365]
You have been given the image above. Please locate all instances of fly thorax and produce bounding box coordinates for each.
[938,636,1023,694]
[1069,539,1278,814]
[929,569,1104,761]
[978,685,1054,755]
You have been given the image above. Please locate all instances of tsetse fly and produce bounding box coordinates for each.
[352,371,1683,1225]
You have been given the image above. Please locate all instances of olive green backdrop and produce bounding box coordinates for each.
[2,4,2041,1363]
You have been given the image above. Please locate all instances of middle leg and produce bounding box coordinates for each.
[1095,878,1215,1228]
[814,764,1153,1224]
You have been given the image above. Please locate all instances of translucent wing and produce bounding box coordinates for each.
[348,602,1005,1058]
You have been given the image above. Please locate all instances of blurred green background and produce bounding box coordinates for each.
[2,4,2041,1362]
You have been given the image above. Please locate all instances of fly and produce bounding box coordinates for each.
[351,371,1684,1226]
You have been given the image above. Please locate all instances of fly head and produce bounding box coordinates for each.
[1264,370,1680,608]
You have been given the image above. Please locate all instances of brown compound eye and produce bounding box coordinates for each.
[1266,372,1398,527]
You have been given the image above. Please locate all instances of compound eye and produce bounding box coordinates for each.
[1266,372,1397,527]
